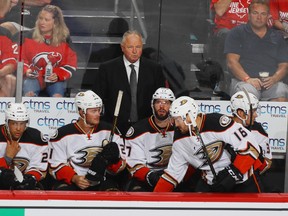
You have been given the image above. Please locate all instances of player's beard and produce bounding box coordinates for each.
[155,110,169,121]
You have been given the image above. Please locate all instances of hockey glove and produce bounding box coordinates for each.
[146,170,164,187]
[13,174,37,190]
[86,154,107,186]
[86,142,120,186]
[0,168,16,189]
[101,142,120,165]
[212,164,243,192]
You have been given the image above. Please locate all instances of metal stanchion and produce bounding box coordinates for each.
[15,61,23,103]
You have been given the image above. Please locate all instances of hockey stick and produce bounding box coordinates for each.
[242,87,253,131]
[190,116,217,181]
[108,90,123,143]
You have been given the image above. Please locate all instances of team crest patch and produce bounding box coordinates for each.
[49,129,59,139]
[219,115,231,127]
[125,127,134,137]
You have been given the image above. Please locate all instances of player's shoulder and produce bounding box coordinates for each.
[97,121,112,130]
[251,121,268,137]
[0,125,7,142]
[49,123,78,141]
[125,118,150,139]
[202,113,234,132]
[22,127,48,146]
[173,129,190,142]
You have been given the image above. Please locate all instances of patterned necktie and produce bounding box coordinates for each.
[129,64,138,122]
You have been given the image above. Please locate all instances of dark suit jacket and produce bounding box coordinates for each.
[92,56,166,135]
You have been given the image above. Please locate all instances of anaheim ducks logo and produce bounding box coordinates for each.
[196,141,225,167]
[73,146,103,167]
[13,157,30,172]
[147,145,172,168]
[180,99,188,106]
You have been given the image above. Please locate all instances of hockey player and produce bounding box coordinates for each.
[154,96,263,192]
[230,91,272,189]
[125,88,175,191]
[0,102,48,189]
[48,90,126,191]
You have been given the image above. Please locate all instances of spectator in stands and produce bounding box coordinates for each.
[125,88,175,191]
[19,5,77,97]
[0,102,48,190]
[48,90,126,191]
[0,0,17,97]
[92,30,166,135]
[154,96,263,193]
[0,0,12,18]
[210,0,251,66]
[1,0,51,36]
[225,0,288,101]
[269,0,288,41]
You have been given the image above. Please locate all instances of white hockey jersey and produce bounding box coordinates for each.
[48,121,125,184]
[0,125,48,181]
[125,116,174,181]
[162,113,261,187]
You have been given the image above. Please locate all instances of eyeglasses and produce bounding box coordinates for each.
[154,100,171,106]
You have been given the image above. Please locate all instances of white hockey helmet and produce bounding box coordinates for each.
[75,90,103,114]
[151,87,175,105]
[169,96,198,126]
[230,91,259,115]
[5,103,29,123]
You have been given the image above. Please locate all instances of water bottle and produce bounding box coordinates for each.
[44,61,53,83]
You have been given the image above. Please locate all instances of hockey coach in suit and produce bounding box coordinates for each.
[92,30,166,135]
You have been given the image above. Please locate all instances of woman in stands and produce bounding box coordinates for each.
[20,4,77,97]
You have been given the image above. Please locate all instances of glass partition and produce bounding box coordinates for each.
[1,0,287,192]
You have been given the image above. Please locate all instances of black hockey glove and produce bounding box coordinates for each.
[85,154,107,186]
[13,174,37,190]
[146,170,164,187]
[0,168,16,189]
[212,164,243,192]
[85,142,120,186]
[101,142,120,165]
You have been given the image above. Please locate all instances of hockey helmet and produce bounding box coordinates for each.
[151,87,175,105]
[75,90,103,114]
[169,96,198,125]
[230,91,259,115]
[5,103,29,123]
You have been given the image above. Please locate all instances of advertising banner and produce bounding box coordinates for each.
[0,98,287,153]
